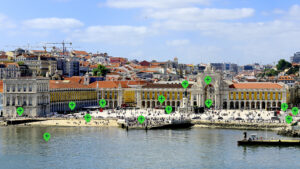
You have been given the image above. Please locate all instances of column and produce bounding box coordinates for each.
[260,101,262,110]
[249,101,252,110]
[239,101,241,109]
[201,94,204,107]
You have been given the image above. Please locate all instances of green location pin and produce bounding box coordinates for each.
[43,132,51,142]
[158,95,166,104]
[99,99,106,108]
[281,103,288,111]
[69,101,76,111]
[84,114,92,123]
[205,99,213,108]
[181,80,189,89]
[204,76,212,85]
[291,107,299,116]
[285,115,293,124]
[16,107,24,116]
[137,115,145,124]
[165,106,172,114]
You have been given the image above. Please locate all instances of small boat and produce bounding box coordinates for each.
[238,132,300,146]
[149,119,194,129]
[117,118,194,130]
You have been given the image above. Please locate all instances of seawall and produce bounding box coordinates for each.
[192,120,287,130]
[23,118,118,127]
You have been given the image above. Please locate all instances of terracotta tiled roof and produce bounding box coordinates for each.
[149,65,161,68]
[89,64,98,68]
[0,80,3,92]
[0,55,8,59]
[110,57,127,63]
[88,81,118,88]
[84,55,91,59]
[50,80,90,89]
[72,50,89,55]
[110,63,121,67]
[139,70,157,73]
[80,61,90,67]
[64,76,84,84]
[31,50,45,53]
[229,83,283,89]
[142,83,193,89]
[151,62,161,66]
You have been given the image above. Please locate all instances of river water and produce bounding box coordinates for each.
[0,126,299,169]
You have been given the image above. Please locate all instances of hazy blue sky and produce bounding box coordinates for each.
[1,0,300,64]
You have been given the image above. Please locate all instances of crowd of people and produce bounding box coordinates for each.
[66,108,297,125]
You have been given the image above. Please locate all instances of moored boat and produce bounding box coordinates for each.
[238,132,300,146]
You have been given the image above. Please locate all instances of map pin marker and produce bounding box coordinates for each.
[16,107,24,116]
[165,106,172,114]
[285,115,293,124]
[205,99,212,108]
[137,115,145,124]
[181,80,189,89]
[204,76,212,85]
[281,103,288,111]
[43,132,51,142]
[69,101,76,111]
[99,99,107,108]
[291,107,299,116]
[158,95,166,104]
[84,114,92,123]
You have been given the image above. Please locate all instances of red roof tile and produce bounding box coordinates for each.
[229,83,283,89]
[0,80,3,92]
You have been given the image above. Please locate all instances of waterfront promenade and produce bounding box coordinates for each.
[1,108,296,130]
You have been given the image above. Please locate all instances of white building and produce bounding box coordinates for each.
[0,63,21,79]
[3,77,50,118]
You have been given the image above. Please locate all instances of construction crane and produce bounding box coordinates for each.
[5,44,44,58]
[43,40,72,55]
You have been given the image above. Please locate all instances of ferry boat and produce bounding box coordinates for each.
[237,132,300,146]
[149,119,194,129]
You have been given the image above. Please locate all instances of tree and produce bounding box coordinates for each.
[265,69,279,76]
[276,59,292,71]
[92,64,109,76]
[286,65,299,75]
[17,61,24,66]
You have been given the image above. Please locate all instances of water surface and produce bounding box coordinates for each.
[0,127,299,169]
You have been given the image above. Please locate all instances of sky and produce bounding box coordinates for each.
[1,0,300,65]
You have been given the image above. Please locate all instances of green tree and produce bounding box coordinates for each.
[92,64,109,76]
[17,61,24,66]
[265,69,279,76]
[286,66,299,75]
[276,59,292,71]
